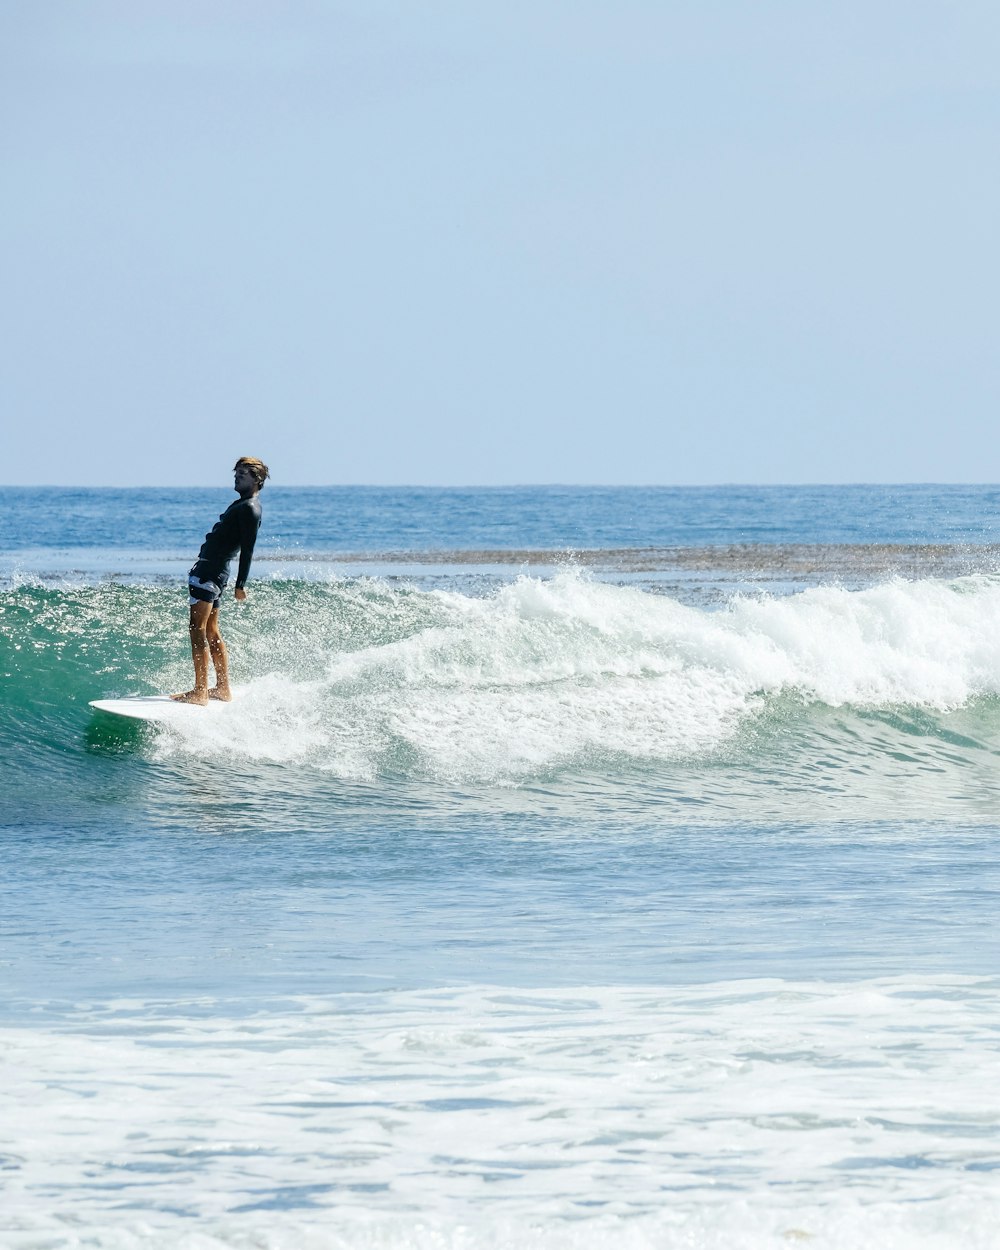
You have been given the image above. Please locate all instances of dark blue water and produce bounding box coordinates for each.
[4,483,1000,553]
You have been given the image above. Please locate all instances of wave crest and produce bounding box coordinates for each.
[137,571,1000,782]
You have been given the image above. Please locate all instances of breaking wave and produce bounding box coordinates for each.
[5,570,1000,813]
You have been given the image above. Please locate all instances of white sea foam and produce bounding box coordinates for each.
[151,572,1000,782]
[3,978,999,1248]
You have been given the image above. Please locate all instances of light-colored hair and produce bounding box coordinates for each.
[234,456,270,488]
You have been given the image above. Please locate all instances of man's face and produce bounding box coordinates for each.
[234,464,256,493]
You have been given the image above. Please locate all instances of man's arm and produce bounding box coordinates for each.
[234,503,261,597]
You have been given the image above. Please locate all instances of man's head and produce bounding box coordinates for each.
[234,457,270,495]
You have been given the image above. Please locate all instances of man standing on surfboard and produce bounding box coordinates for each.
[172,457,269,706]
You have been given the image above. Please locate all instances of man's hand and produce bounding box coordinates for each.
[234,587,248,602]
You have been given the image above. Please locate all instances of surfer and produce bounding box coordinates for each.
[172,457,269,706]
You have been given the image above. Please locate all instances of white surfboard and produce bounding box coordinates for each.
[89,689,246,723]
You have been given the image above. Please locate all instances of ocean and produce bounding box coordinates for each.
[2,484,1000,1249]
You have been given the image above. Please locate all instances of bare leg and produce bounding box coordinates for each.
[206,604,233,701]
[172,600,213,704]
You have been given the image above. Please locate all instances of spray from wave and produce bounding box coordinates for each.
[138,571,1000,787]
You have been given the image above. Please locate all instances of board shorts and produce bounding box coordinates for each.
[187,571,228,606]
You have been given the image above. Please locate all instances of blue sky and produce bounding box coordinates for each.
[3,1,999,485]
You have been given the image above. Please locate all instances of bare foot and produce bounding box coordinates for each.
[171,690,210,705]
[207,687,233,702]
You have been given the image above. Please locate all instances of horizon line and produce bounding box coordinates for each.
[4,481,1000,491]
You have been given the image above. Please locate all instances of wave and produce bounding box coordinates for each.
[5,572,1000,799]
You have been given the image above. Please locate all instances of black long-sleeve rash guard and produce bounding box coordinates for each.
[190,495,262,590]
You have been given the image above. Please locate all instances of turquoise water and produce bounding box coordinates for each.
[2,486,1000,1248]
